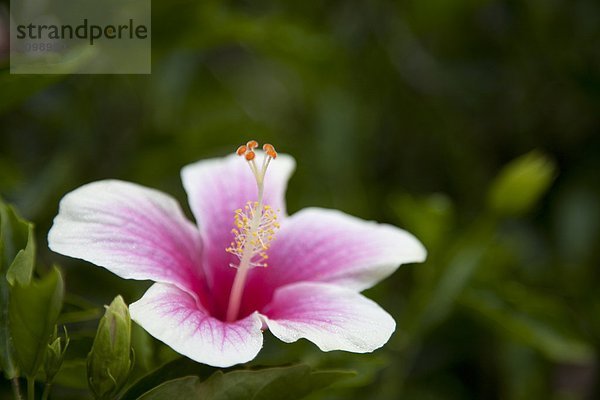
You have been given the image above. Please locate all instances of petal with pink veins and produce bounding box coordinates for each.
[48,180,206,297]
[262,282,396,353]
[130,283,264,368]
[240,207,426,314]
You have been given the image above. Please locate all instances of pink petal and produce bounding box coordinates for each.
[181,152,295,318]
[241,208,426,314]
[130,283,264,368]
[262,282,396,353]
[48,180,207,299]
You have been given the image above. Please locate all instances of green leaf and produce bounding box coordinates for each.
[0,201,31,275]
[6,223,36,286]
[9,266,65,378]
[57,308,103,324]
[121,357,217,400]
[461,288,593,363]
[0,200,35,379]
[0,277,16,379]
[45,326,70,383]
[199,365,353,400]
[137,364,354,400]
[136,376,200,400]
[487,151,557,216]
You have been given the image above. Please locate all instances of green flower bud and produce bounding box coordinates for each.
[45,325,70,383]
[488,151,556,216]
[87,295,133,400]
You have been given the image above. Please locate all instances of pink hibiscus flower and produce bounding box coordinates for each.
[48,141,426,367]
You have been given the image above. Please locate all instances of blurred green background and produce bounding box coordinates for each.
[1,0,600,399]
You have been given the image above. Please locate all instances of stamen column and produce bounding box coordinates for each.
[225,141,279,322]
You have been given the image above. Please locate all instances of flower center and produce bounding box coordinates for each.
[225,140,279,322]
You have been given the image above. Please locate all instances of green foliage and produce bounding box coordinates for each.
[87,295,133,400]
[461,287,593,363]
[386,150,593,398]
[137,364,353,400]
[120,357,216,400]
[0,201,33,279]
[0,199,66,400]
[9,266,65,378]
[121,357,354,400]
[45,326,70,383]
[0,200,39,381]
[6,223,35,287]
[137,376,198,399]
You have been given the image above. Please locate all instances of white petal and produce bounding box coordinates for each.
[48,180,206,296]
[262,282,396,353]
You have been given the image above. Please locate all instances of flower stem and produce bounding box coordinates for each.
[11,378,22,400]
[26,377,34,400]
[41,383,51,400]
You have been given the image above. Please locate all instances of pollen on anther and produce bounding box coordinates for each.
[245,151,256,161]
[236,145,247,156]
[247,140,259,150]
[226,200,281,269]
[262,143,278,159]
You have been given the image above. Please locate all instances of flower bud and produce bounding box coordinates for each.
[87,295,133,400]
[45,325,70,383]
[488,150,556,216]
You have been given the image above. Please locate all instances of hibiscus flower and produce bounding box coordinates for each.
[48,141,426,367]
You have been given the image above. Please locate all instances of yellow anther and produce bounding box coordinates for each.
[226,200,280,270]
